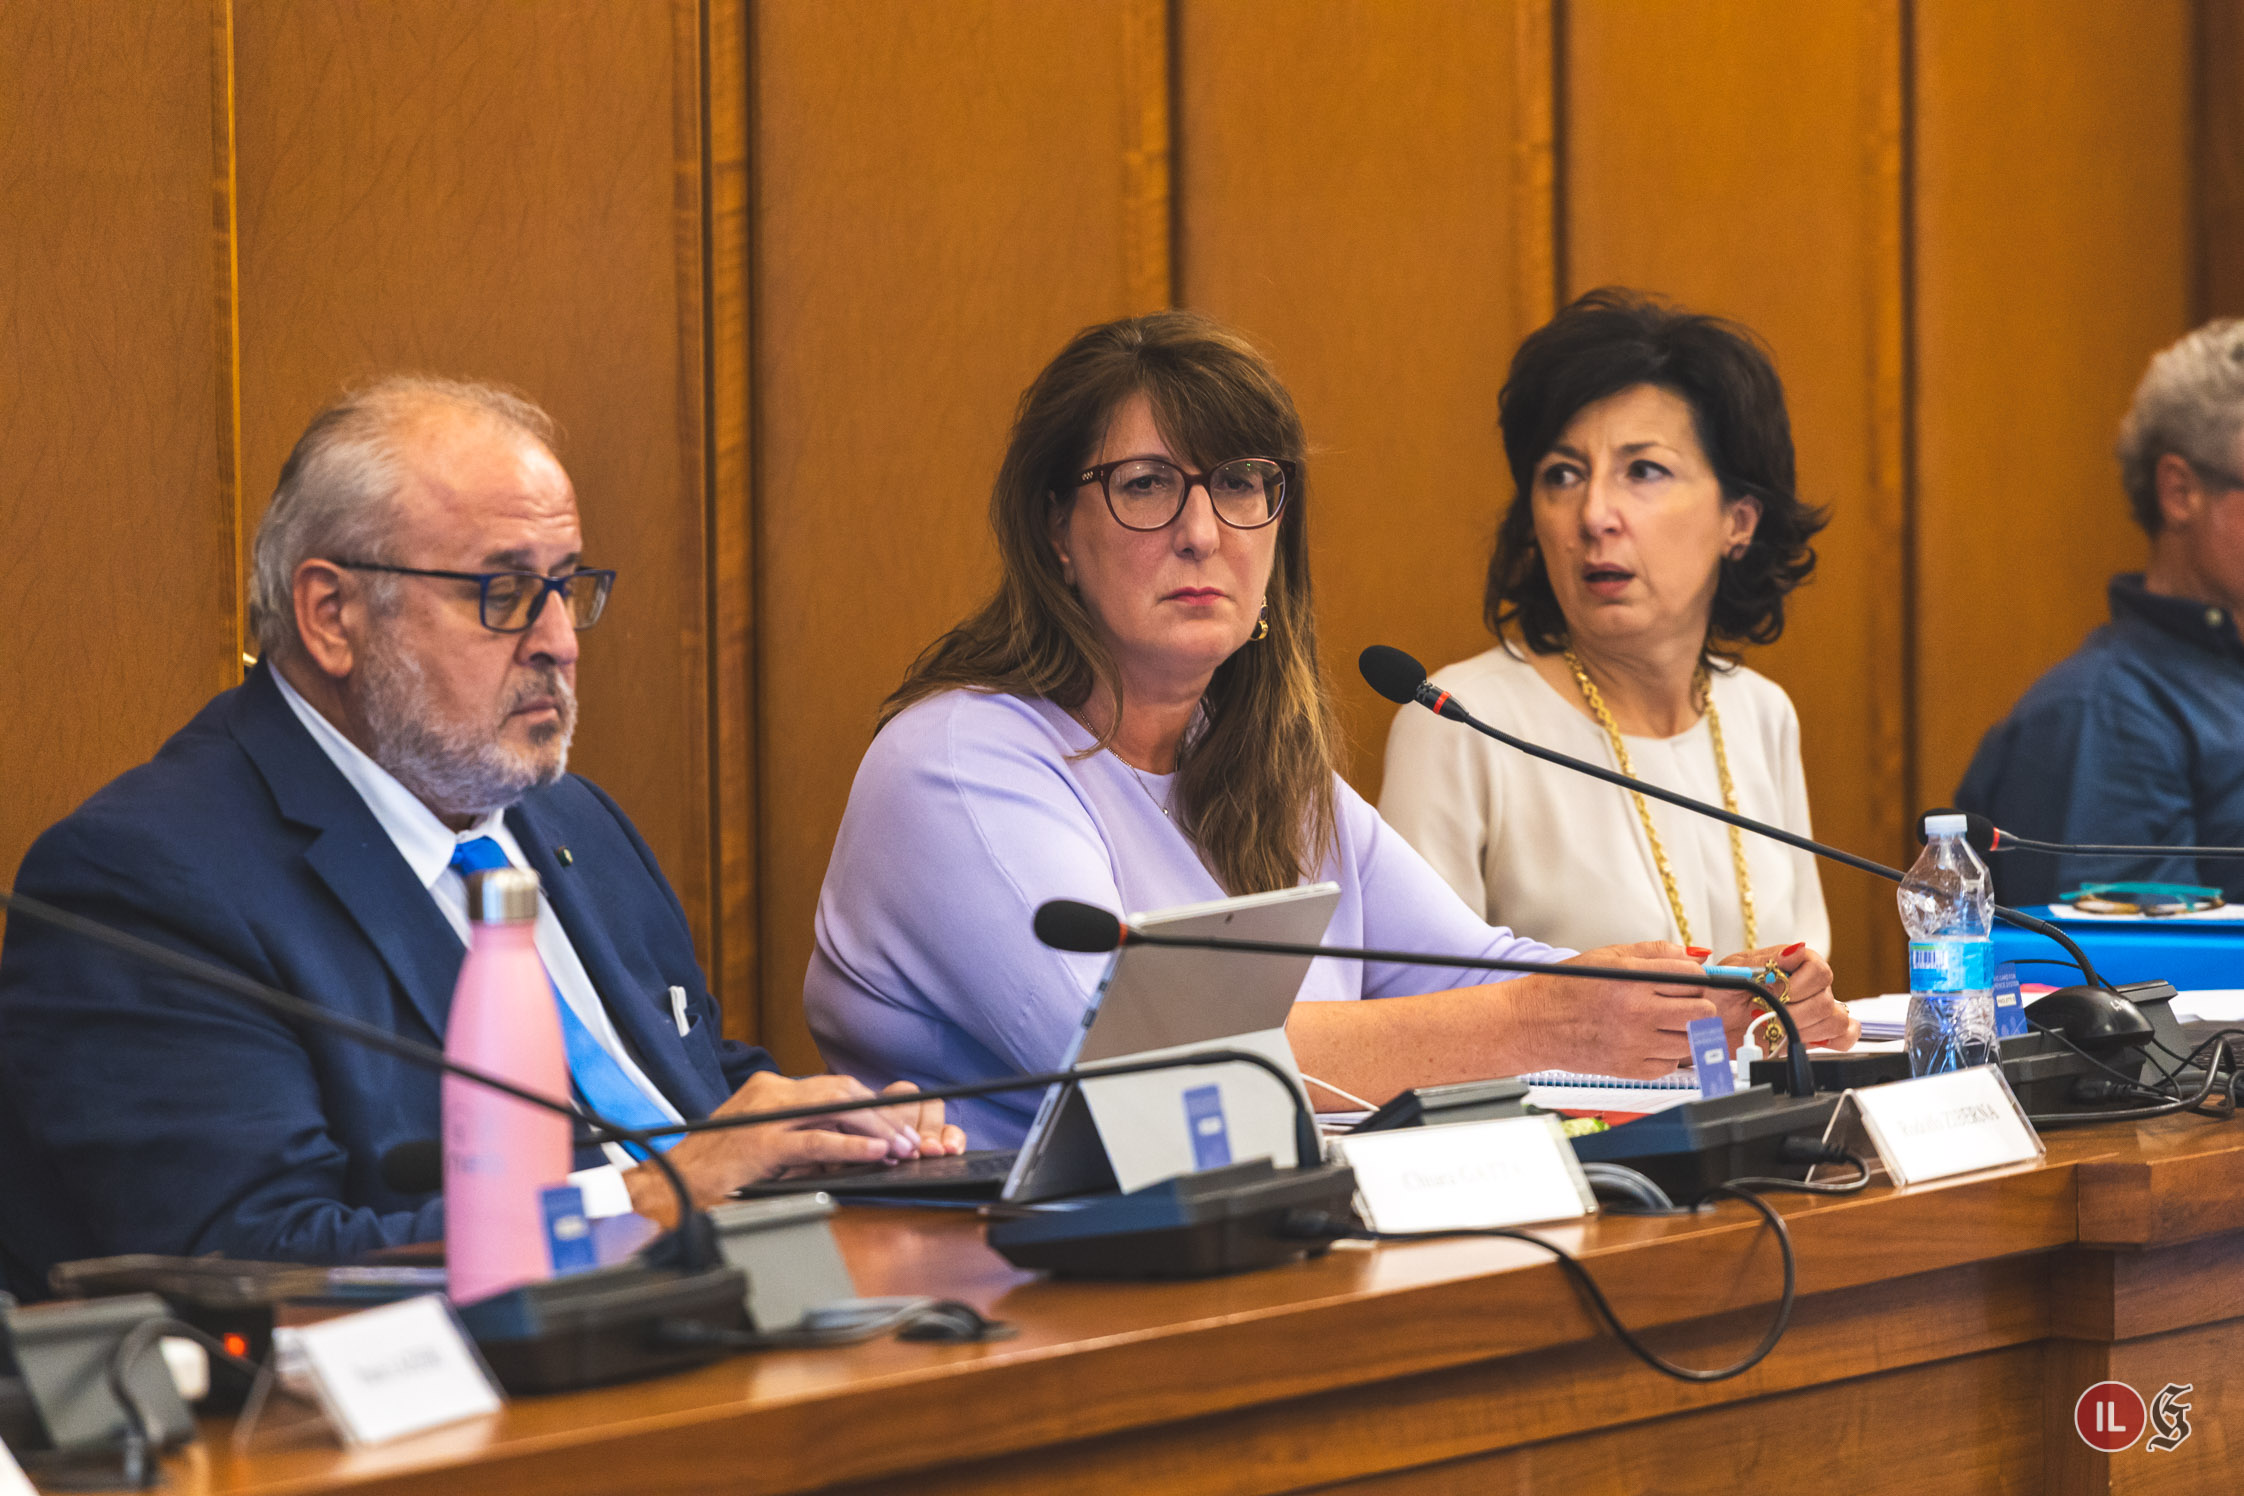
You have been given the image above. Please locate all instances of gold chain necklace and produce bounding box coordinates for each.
[1563,650,1758,952]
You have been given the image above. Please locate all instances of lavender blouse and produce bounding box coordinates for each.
[803,690,1571,1146]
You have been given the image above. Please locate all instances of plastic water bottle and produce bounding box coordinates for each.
[1899,813,1998,1075]
[444,867,571,1304]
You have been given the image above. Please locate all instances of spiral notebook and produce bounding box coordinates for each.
[1518,1068,1701,1116]
[1517,1069,1698,1090]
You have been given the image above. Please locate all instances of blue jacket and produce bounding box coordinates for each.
[1957,573,2244,906]
[0,663,774,1298]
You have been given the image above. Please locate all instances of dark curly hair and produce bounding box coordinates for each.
[1486,288,1826,658]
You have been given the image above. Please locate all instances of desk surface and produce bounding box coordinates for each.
[162,1113,2244,1496]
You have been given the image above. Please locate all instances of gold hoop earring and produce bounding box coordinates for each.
[1251,606,1270,642]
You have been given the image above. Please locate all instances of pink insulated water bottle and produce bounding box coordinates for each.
[443,867,572,1304]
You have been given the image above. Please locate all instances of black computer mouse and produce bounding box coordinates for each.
[896,1300,1017,1344]
[2024,986,2157,1053]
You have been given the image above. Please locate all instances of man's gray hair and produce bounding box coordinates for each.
[2116,319,2244,535]
[247,375,559,658]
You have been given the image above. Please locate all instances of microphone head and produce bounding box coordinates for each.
[1358,645,1430,706]
[1033,899,1124,954]
[1917,807,1998,855]
[380,1138,443,1195]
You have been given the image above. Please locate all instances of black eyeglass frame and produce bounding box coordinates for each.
[1070,455,1298,532]
[328,560,618,633]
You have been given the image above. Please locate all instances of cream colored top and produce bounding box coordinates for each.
[1377,644,1830,958]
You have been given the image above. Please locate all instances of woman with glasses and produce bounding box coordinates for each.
[1379,290,1856,1057]
[803,310,1846,1146]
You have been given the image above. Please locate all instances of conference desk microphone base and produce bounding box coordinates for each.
[1568,1088,1841,1201]
[453,1263,750,1395]
[985,1160,1360,1279]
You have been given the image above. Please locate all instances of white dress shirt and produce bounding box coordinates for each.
[273,668,677,1181]
[1379,644,1831,959]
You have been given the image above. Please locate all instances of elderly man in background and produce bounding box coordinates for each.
[0,376,959,1298]
[1958,321,2244,906]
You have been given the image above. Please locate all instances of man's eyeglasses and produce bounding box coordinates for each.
[329,560,617,633]
[1073,456,1295,532]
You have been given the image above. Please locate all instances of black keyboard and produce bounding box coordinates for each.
[734,1148,1019,1199]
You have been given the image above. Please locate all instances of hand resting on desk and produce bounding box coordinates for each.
[623,1073,967,1225]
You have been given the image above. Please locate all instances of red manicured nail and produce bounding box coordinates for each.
[1782,942,1806,956]
[1686,947,1712,959]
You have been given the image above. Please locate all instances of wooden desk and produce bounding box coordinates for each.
[165,1114,2244,1496]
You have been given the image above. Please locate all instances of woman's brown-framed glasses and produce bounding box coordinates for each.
[1074,456,1295,531]
[330,560,617,632]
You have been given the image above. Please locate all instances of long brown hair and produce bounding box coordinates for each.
[881,311,1339,896]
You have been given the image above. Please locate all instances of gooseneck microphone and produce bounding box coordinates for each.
[1915,807,2244,863]
[0,885,714,1264]
[1033,896,1818,1098]
[0,885,1324,1184]
[1360,645,2110,990]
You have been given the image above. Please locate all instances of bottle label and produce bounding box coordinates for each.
[1910,940,1992,994]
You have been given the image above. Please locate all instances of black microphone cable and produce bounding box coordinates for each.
[1280,1181,1801,1384]
[1972,955,2244,1125]
[0,886,714,1271]
[2027,1040,2234,1127]
[78,1317,264,1491]
[1,885,1330,1227]
[1035,897,1821,1099]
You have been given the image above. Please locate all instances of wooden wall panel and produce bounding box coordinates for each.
[1565,0,1908,991]
[2199,0,2244,320]
[1913,1,2190,811]
[1176,0,1549,794]
[4,0,2223,1073]
[752,1,1164,1070]
[227,1,728,990]
[0,2,236,903]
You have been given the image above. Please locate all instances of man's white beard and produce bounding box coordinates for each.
[358,635,576,819]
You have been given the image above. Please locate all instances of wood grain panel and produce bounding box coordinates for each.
[705,0,755,1032]
[228,1,724,988]
[1176,0,1547,789]
[817,1259,2050,1496]
[1565,0,1909,994]
[752,1,1159,1070]
[0,0,236,904]
[1913,2,2190,808]
[1311,1344,2047,1495]
[2198,0,2244,319]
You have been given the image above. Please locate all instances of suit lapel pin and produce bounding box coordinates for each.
[556,847,573,867]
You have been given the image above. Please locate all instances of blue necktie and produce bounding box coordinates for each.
[448,836,677,1157]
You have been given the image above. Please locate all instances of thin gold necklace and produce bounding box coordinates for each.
[1563,649,1757,951]
[1126,760,1173,820]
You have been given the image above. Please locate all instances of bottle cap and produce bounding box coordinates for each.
[1923,812,1968,838]
[464,867,540,924]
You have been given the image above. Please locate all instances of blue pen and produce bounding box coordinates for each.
[1702,964,1758,981]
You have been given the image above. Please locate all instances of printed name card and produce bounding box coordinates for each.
[1332,1115,1595,1233]
[0,1432,36,1496]
[273,1294,503,1447]
[1825,1065,2043,1188]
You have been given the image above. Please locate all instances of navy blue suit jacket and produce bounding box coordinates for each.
[0,663,775,1298]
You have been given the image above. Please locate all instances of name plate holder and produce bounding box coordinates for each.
[0,1434,36,1496]
[233,1295,503,1452]
[1330,1115,1595,1233]
[1811,1065,2044,1190]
